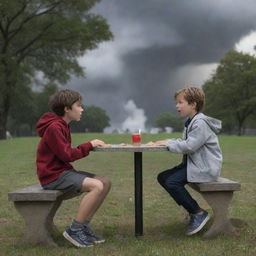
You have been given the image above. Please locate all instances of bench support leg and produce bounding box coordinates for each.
[14,199,63,246]
[201,191,236,238]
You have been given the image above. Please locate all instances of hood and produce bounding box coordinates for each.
[193,113,222,134]
[36,112,67,137]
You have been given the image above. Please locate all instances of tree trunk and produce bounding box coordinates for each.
[237,126,242,136]
[237,119,244,136]
[0,111,8,139]
[0,93,11,140]
[236,111,248,136]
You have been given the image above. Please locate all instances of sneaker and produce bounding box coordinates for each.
[63,227,94,247]
[186,211,210,236]
[83,225,105,244]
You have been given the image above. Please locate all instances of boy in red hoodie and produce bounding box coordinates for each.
[36,89,111,248]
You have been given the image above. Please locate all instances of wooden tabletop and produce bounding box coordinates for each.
[93,144,169,152]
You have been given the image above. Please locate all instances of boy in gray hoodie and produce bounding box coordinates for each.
[152,87,222,235]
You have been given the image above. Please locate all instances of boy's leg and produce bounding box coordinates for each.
[76,176,111,222]
[157,166,201,214]
[157,166,210,235]
[68,176,111,244]
[64,173,111,246]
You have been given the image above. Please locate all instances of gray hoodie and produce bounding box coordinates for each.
[166,112,223,182]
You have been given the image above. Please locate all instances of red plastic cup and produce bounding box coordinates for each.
[132,134,141,146]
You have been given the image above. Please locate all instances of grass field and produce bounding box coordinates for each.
[0,133,255,256]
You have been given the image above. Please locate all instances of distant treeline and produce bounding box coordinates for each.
[7,84,111,137]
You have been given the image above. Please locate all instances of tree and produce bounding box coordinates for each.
[0,0,113,139]
[7,83,57,136]
[7,83,37,136]
[203,50,256,135]
[34,83,58,119]
[154,112,183,132]
[70,105,110,132]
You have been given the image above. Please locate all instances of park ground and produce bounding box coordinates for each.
[0,133,255,256]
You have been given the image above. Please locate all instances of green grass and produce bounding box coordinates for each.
[0,134,255,256]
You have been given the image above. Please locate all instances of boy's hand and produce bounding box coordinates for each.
[146,141,155,146]
[154,139,168,146]
[90,139,108,147]
[151,139,169,146]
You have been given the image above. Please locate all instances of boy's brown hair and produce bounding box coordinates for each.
[49,89,82,116]
[175,87,205,112]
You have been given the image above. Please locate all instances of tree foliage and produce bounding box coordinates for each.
[70,105,110,133]
[7,83,58,136]
[8,85,110,136]
[154,112,183,132]
[203,50,256,135]
[0,0,113,139]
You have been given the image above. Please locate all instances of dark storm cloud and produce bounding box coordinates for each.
[69,0,256,128]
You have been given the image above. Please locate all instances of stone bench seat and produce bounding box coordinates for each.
[188,177,243,238]
[8,184,79,246]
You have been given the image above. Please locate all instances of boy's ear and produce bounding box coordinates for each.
[191,101,197,110]
[64,106,69,113]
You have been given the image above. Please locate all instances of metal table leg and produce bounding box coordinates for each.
[134,152,143,236]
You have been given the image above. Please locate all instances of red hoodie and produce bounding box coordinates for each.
[36,112,93,185]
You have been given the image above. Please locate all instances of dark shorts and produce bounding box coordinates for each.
[42,169,96,194]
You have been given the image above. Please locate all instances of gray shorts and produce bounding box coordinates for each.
[42,169,95,194]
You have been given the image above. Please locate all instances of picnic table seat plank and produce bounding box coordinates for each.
[189,177,241,192]
[8,184,63,201]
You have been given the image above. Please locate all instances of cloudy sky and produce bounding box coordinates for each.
[68,0,256,131]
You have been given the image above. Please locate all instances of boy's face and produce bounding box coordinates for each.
[63,101,84,123]
[175,93,197,118]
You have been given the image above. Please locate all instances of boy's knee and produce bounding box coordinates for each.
[165,181,181,191]
[105,178,111,190]
[82,178,104,193]
[157,172,165,185]
[158,174,180,191]
[96,176,111,190]
[102,176,111,187]
[93,179,105,193]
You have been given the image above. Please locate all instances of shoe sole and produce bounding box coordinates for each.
[63,231,94,248]
[93,239,105,244]
[186,214,210,236]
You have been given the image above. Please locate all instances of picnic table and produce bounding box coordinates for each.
[93,144,168,237]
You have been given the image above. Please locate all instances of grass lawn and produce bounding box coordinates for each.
[0,133,255,256]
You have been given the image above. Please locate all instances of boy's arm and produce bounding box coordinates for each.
[166,120,211,154]
[45,124,93,162]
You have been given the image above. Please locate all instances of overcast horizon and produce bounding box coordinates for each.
[66,0,256,132]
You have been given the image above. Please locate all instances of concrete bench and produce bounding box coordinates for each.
[189,177,243,238]
[8,184,79,246]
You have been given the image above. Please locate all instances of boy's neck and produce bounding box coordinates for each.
[62,116,71,124]
[185,112,198,128]
[188,111,198,119]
